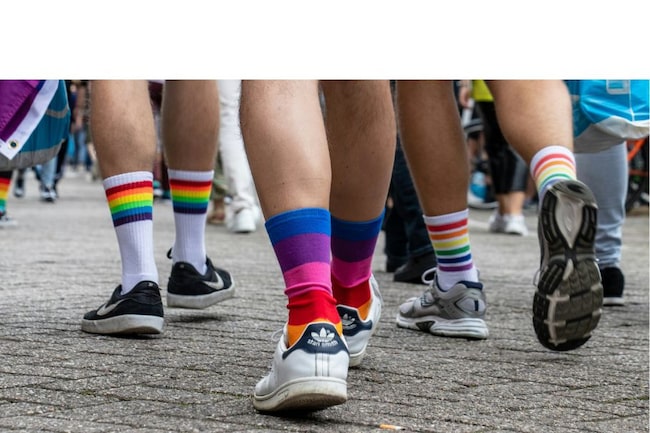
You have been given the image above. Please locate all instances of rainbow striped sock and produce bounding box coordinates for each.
[0,172,10,213]
[104,171,157,293]
[168,169,213,274]
[331,212,383,320]
[265,208,341,347]
[424,209,478,291]
[530,145,577,201]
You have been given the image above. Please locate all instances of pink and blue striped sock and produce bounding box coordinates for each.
[331,212,384,321]
[104,171,158,293]
[265,207,341,347]
[424,209,478,291]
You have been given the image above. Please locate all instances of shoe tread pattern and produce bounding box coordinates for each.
[533,181,603,351]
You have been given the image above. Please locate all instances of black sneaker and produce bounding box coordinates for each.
[393,251,437,284]
[167,255,235,309]
[601,267,625,306]
[81,281,164,335]
[533,180,603,351]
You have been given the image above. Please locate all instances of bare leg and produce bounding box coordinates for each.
[322,80,395,221]
[91,81,156,177]
[485,80,573,162]
[241,80,330,217]
[162,80,219,171]
[396,80,469,215]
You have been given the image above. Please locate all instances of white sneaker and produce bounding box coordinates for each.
[253,322,349,412]
[488,212,528,236]
[503,214,528,236]
[227,207,257,234]
[488,211,506,233]
[336,274,382,367]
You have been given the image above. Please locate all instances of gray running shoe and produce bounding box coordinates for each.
[533,179,603,351]
[396,270,488,339]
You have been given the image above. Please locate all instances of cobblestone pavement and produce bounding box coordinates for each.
[1,172,648,433]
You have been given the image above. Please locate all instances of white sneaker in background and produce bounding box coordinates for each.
[227,207,257,234]
[488,211,506,233]
[488,212,528,236]
[503,214,528,236]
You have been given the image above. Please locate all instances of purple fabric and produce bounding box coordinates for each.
[0,80,44,141]
[272,233,331,273]
[330,236,378,263]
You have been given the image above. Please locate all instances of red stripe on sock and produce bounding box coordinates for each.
[287,291,340,326]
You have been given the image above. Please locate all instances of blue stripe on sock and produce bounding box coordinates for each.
[265,208,330,245]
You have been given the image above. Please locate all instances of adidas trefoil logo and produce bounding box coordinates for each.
[340,313,357,330]
[307,327,339,348]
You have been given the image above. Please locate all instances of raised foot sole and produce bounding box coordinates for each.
[534,180,602,351]
[81,314,164,335]
[253,378,347,413]
[396,315,489,339]
[167,286,235,309]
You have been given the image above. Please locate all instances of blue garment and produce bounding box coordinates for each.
[0,80,70,170]
[566,80,649,152]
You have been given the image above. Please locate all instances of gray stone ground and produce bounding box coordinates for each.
[0,171,648,433]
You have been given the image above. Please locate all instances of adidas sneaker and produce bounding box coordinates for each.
[337,275,382,367]
[253,322,349,412]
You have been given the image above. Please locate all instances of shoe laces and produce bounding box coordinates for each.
[421,267,438,285]
[423,267,482,287]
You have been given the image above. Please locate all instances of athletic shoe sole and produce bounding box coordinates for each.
[533,180,603,351]
[396,315,489,339]
[81,314,164,335]
[167,284,235,309]
[253,377,347,412]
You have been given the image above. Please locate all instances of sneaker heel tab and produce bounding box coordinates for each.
[284,323,348,358]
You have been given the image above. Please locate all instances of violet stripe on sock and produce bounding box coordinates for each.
[331,212,383,287]
[265,208,332,298]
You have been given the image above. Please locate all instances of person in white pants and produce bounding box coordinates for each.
[214,80,261,233]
